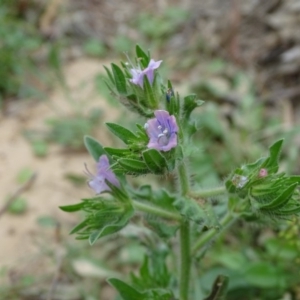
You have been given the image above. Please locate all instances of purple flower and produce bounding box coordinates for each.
[130,59,162,88]
[145,110,178,152]
[85,155,120,194]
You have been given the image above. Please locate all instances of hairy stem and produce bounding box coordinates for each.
[191,212,236,255]
[132,200,182,221]
[178,162,190,196]
[188,186,226,199]
[179,220,190,300]
[177,162,191,300]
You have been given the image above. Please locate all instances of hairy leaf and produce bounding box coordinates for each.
[118,158,148,173]
[182,94,204,119]
[136,44,150,68]
[59,202,84,212]
[108,278,144,300]
[142,148,168,173]
[84,135,106,161]
[106,122,138,145]
[111,63,127,95]
[143,75,157,109]
[259,183,297,211]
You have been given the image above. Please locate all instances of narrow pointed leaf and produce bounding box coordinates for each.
[259,183,297,210]
[262,139,284,173]
[59,202,84,212]
[275,205,300,216]
[104,147,131,158]
[136,123,149,140]
[108,278,144,300]
[84,135,106,161]
[285,176,300,185]
[103,65,115,84]
[70,219,89,235]
[143,75,157,109]
[142,148,168,173]
[118,158,148,173]
[89,222,131,245]
[111,63,127,95]
[106,122,138,144]
[105,180,129,203]
[135,45,150,67]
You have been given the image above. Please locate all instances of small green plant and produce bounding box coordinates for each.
[60,46,300,300]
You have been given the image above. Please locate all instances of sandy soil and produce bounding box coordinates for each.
[0,58,117,275]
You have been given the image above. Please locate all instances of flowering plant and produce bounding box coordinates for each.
[60,46,300,300]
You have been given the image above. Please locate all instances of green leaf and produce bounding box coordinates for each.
[174,197,207,224]
[131,253,172,292]
[86,200,134,245]
[103,65,115,84]
[89,222,126,245]
[70,219,90,235]
[262,139,284,173]
[108,278,144,300]
[135,45,150,68]
[244,262,284,288]
[136,123,149,141]
[143,75,157,109]
[152,190,177,214]
[111,63,127,95]
[118,158,148,173]
[166,81,178,116]
[146,217,179,238]
[8,197,27,214]
[203,275,229,300]
[285,175,300,185]
[59,202,84,212]
[104,147,131,158]
[142,148,168,173]
[275,205,300,216]
[106,123,138,144]
[84,135,106,161]
[183,94,204,119]
[105,180,129,204]
[133,185,152,200]
[259,183,297,211]
[265,238,298,260]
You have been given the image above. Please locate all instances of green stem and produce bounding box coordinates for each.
[177,162,191,300]
[178,162,190,195]
[191,212,236,255]
[132,200,182,221]
[188,186,226,199]
[179,221,190,300]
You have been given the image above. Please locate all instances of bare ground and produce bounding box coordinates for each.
[0,58,117,283]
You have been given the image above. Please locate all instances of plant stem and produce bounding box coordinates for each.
[179,220,190,300]
[177,162,191,300]
[191,212,236,255]
[178,162,190,196]
[132,200,182,221]
[188,186,226,199]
